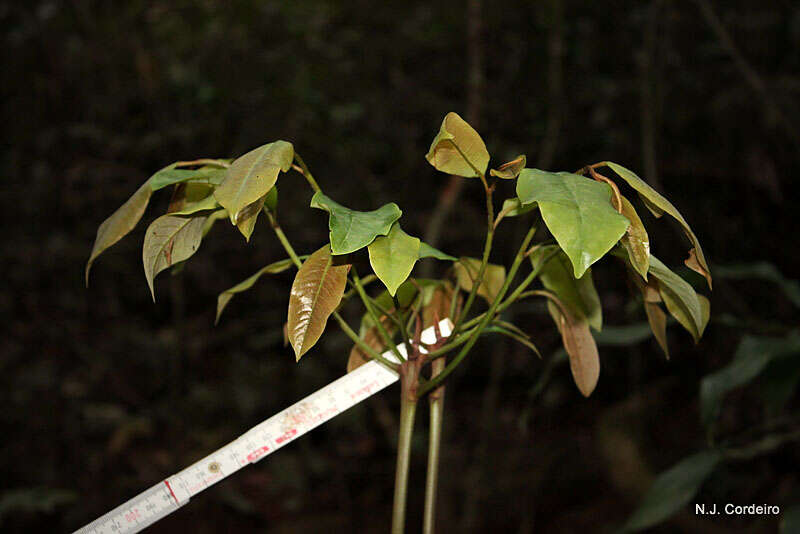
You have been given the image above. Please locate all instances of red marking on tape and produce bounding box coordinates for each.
[164,480,179,505]
[275,428,297,444]
[247,446,270,462]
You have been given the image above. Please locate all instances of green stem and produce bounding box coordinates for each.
[392,392,418,534]
[423,358,445,534]
[352,269,406,363]
[292,153,322,193]
[419,224,538,396]
[451,174,495,336]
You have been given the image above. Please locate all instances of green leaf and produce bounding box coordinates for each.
[169,193,220,215]
[419,242,456,261]
[214,141,293,224]
[490,154,526,179]
[499,198,537,218]
[700,333,800,427]
[453,257,507,303]
[517,169,630,278]
[649,255,707,343]
[622,450,722,532]
[484,322,541,357]
[619,195,650,280]
[368,223,421,296]
[202,209,228,237]
[216,257,303,324]
[425,112,490,178]
[234,194,267,242]
[605,162,711,289]
[149,163,227,191]
[86,182,153,286]
[264,185,279,213]
[142,214,207,301]
[287,245,351,360]
[530,245,603,331]
[310,192,402,255]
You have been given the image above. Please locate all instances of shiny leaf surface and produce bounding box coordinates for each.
[517,169,630,278]
[425,112,490,177]
[367,223,420,296]
[605,161,711,289]
[310,192,402,255]
[142,214,207,301]
[287,245,350,360]
[214,140,293,224]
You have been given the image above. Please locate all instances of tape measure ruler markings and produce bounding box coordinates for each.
[75,320,452,534]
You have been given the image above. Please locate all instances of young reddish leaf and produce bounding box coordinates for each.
[619,195,650,280]
[453,257,507,303]
[489,154,526,179]
[605,161,711,289]
[287,245,350,361]
[551,297,600,397]
[86,183,153,285]
[425,112,490,178]
[422,282,456,328]
[142,214,207,301]
[685,248,712,290]
[214,141,293,225]
[642,282,670,358]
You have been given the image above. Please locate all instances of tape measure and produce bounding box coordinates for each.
[74,319,453,534]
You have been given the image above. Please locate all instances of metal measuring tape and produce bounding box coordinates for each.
[74,320,453,534]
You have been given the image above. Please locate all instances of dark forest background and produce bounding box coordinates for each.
[2,1,799,532]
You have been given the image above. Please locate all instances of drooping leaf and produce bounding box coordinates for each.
[530,245,603,331]
[619,195,650,280]
[605,161,712,290]
[142,214,207,301]
[287,245,351,360]
[649,255,707,343]
[490,154,526,179]
[419,242,456,261]
[622,450,722,532]
[86,182,153,285]
[215,257,303,324]
[700,333,800,427]
[310,192,402,255]
[368,223,420,296]
[234,194,267,242]
[517,169,630,278]
[453,257,507,303]
[425,112,490,178]
[643,287,670,358]
[553,302,600,397]
[214,140,293,224]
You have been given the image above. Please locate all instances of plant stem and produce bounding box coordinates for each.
[419,224,537,396]
[292,153,322,193]
[423,358,446,534]
[392,390,418,534]
[352,269,406,362]
[451,174,495,336]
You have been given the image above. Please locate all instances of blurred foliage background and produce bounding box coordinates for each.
[2,0,799,532]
